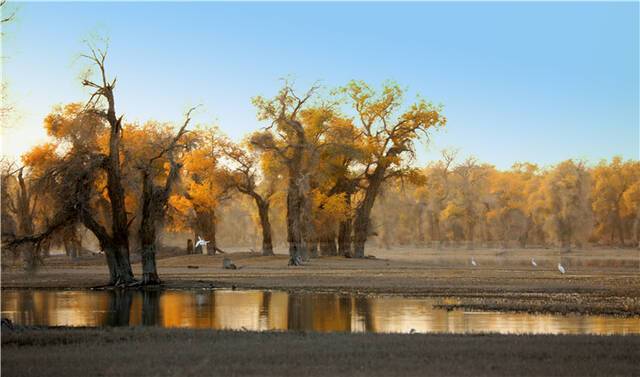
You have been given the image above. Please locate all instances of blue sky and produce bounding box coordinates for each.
[1,1,638,169]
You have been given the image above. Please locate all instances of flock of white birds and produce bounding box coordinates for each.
[470,255,566,274]
[195,234,568,274]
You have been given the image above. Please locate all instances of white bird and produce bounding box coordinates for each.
[531,258,537,267]
[195,236,210,249]
[557,263,566,274]
[471,257,477,267]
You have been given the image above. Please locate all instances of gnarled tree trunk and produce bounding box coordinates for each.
[138,173,161,284]
[256,199,274,256]
[353,165,386,258]
[285,150,308,263]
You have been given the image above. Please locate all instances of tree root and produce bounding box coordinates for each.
[91,278,161,290]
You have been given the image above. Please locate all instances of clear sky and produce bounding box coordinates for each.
[1,1,638,169]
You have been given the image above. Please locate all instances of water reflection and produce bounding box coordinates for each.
[1,289,639,335]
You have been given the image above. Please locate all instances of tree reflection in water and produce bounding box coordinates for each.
[1,289,639,335]
[106,290,133,326]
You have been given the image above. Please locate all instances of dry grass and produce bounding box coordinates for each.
[2,327,639,377]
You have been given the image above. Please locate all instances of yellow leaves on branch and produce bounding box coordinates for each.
[21,143,59,173]
[43,103,83,139]
[44,103,105,148]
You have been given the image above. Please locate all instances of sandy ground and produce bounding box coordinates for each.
[2,247,640,316]
[2,326,639,377]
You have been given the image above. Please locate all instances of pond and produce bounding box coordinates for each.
[2,289,638,335]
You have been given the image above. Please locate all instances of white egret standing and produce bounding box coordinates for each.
[195,236,210,251]
[471,257,477,267]
[557,263,566,274]
[531,258,537,267]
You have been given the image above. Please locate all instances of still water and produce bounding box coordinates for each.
[2,289,638,335]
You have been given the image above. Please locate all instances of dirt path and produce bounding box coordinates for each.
[2,327,639,377]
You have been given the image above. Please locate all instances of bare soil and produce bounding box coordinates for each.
[2,247,639,316]
[2,326,639,377]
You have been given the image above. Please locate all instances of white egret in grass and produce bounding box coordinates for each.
[531,258,537,267]
[471,257,477,267]
[557,263,566,274]
[195,236,210,250]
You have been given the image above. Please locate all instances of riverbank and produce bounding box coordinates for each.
[2,326,639,377]
[2,247,639,316]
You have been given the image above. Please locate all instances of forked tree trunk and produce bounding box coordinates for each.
[136,108,191,279]
[105,162,135,284]
[101,242,134,286]
[283,120,308,265]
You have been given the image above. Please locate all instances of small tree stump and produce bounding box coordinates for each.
[186,239,193,254]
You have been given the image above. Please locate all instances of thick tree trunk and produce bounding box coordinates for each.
[14,170,39,270]
[101,243,133,286]
[352,166,386,258]
[115,244,134,283]
[140,244,160,285]
[338,219,352,256]
[286,175,306,262]
[257,200,274,256]
[137,172,161,285]
[319,231,338,256]
[106,168,134,283]
[284,120,308,265]
[94,127,135,284]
